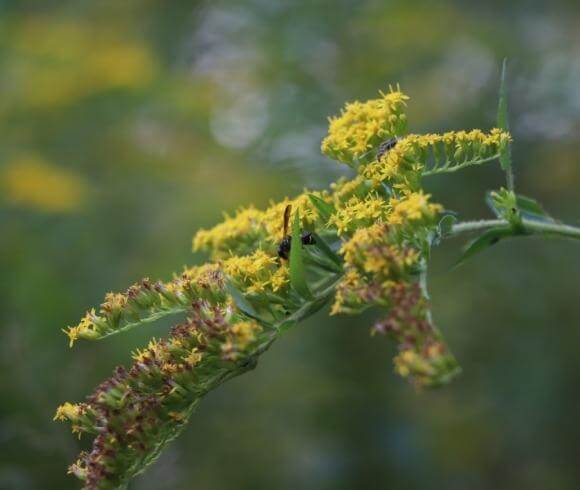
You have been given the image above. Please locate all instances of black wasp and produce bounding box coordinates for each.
[277,204,315,260]
[376,136,399,160]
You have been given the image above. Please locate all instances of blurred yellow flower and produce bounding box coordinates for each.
[1,155,88,213]
[7,17,158,109]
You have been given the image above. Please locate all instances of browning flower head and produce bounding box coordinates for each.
[64,265,228,346]
[372,282,459,388]
[57,299,267,488]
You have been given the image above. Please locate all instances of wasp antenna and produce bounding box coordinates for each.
[283,204,292,237]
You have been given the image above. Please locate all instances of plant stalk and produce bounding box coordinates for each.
[449,218,580,241]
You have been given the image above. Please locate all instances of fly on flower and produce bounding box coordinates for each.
[376,137,399,160]
[277,204,316,260]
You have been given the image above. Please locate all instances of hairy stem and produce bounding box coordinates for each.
[449,218,580,241]
[422,155,500,176]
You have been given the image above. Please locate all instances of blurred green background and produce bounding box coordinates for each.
[1,1,580,488]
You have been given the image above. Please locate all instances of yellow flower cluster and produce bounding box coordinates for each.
[193,206,265,258]
[63,264,226,346]
[261,193,321,239]
[193,193,323,259]
[388,192,443,226]
[222,250,289,294]
[362,129,512,186]
[331,222,423,315]
[330,269,370,316]
[64,309,101,347]
[53,402,82,422]
[327,190,441,237]
[222,320,263,360]
[328,194,389,235]
[361,135,423,187]
[321,87,409,165]
[329,175,368,203]
[393,343,452,387]
[1,155,88,213]
[341,224,420,274]
[53,401,95,437]
[57,84,510,488]
[9,17,157,110]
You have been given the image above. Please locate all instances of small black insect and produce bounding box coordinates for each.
[376,136,399,160]
[277,204,316,260]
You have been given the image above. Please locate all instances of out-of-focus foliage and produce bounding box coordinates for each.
[1,1,580,489]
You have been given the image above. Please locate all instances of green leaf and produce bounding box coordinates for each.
[485,192,502,218]
[438,214,458,237]
[226,281,264,321]
[311,232,342,268]
[516,194,555,222]
[497,59,513,175]
[276,294,329,333]
[308,194,335,222]
[497,59,510,132]
[290,210,313,300]
[455,226,517,268]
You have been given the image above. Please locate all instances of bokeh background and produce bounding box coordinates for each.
[1,1,580,488]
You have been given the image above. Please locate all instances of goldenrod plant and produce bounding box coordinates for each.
[55,64,580,489]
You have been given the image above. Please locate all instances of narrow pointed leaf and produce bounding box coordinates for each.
[485,192,502,218]
[516,194,555,222]
[455,226,517,268]
[439,214,458,237]
[290,210,313,300]
[497,59,512,174]
[226,281,263,322]
[308,194,335,222]
[311,232,343,268]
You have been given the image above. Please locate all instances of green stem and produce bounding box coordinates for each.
[449,218,580,241]
[422,155,500,176]
[521,219,580,240]
[449,219,505,234]
[505,164,515,192]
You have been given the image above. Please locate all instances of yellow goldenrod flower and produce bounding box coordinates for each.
[322,87,409,165]
[388,192,442,226]
[230,320,261,348]
[328,195,389,235]
[184,348,203,366]
[330,175,367,203]
[193,206,266,258]
[53,402,81,422]
[222,250,286,295]
[55,83,492,486]
[1,155,88,213]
